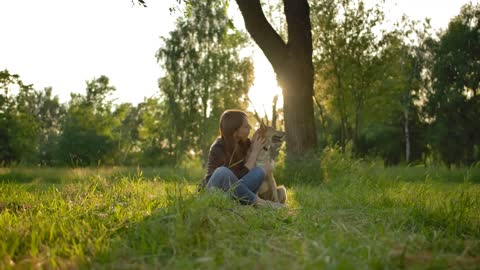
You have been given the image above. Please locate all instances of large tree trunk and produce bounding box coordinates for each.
[235,0,317,158]
[278,65,317,157]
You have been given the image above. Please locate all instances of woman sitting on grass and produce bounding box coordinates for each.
[200,109,284,208]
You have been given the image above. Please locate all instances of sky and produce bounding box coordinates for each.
[0,0,476,115]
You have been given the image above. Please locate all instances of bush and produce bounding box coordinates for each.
[274,146,363,186]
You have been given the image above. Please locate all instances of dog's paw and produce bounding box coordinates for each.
[277,186,287,204]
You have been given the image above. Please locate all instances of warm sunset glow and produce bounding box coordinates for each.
[0,0,474,109]
[247,51,284,121]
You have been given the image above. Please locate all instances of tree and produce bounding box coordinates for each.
[156,0,253,165]
[58,76,119,166]
[110,102,139,165]
[355,17,431,165]
[391,18,432,164]
[235,0,317,159]
[425,3,480,166]
[0,70,41,164]
[309,0,433,164]
[141,0,317,160]
[32,87,66,165]
[0,70,19,163]
[135,97,177,166]
[310,0,386,154]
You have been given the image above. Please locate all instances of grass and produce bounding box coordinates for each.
[0,156,479,269]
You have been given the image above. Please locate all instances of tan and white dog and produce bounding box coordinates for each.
[251,123,287,204]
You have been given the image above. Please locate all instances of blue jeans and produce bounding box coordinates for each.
[206,166,265,205]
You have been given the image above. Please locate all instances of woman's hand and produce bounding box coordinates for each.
[250,135,267,155]
[244,135,267,170]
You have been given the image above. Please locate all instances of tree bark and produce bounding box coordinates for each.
[235,0,317,158]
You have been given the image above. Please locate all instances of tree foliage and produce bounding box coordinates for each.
[156,0,253,164]
[311,0,387,152]
[58,76,120,166]
[1,2,479,168]
[0,70,64,165]
[425,2,480,166]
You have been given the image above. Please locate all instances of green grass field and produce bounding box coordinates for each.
[1,156,479,269]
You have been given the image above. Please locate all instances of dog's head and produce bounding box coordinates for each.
[253,122,286,158]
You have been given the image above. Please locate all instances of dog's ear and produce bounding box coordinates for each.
[260,121,266,129]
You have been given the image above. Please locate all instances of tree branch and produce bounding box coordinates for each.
[235,0,288,71]
[284,0,313,57]
[133,0,147,7]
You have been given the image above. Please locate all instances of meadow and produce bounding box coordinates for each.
[1,152,479,269]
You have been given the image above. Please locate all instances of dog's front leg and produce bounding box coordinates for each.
[269,174,279,202]
[264,160,279,202]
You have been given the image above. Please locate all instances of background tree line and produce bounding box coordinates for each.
[308,0,479,167]
[0,1,478,168]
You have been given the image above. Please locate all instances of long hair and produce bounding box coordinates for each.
[219,109,250,167]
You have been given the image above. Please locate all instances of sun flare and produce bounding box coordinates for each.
[247,53,284,121]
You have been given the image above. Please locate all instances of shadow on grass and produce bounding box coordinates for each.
[0,166,205,185]
[2,163,479,268]
[89,187,298,269]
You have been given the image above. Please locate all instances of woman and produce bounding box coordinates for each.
[200,109,283,208]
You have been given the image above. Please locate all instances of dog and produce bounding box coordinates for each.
[250,123,287,204]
